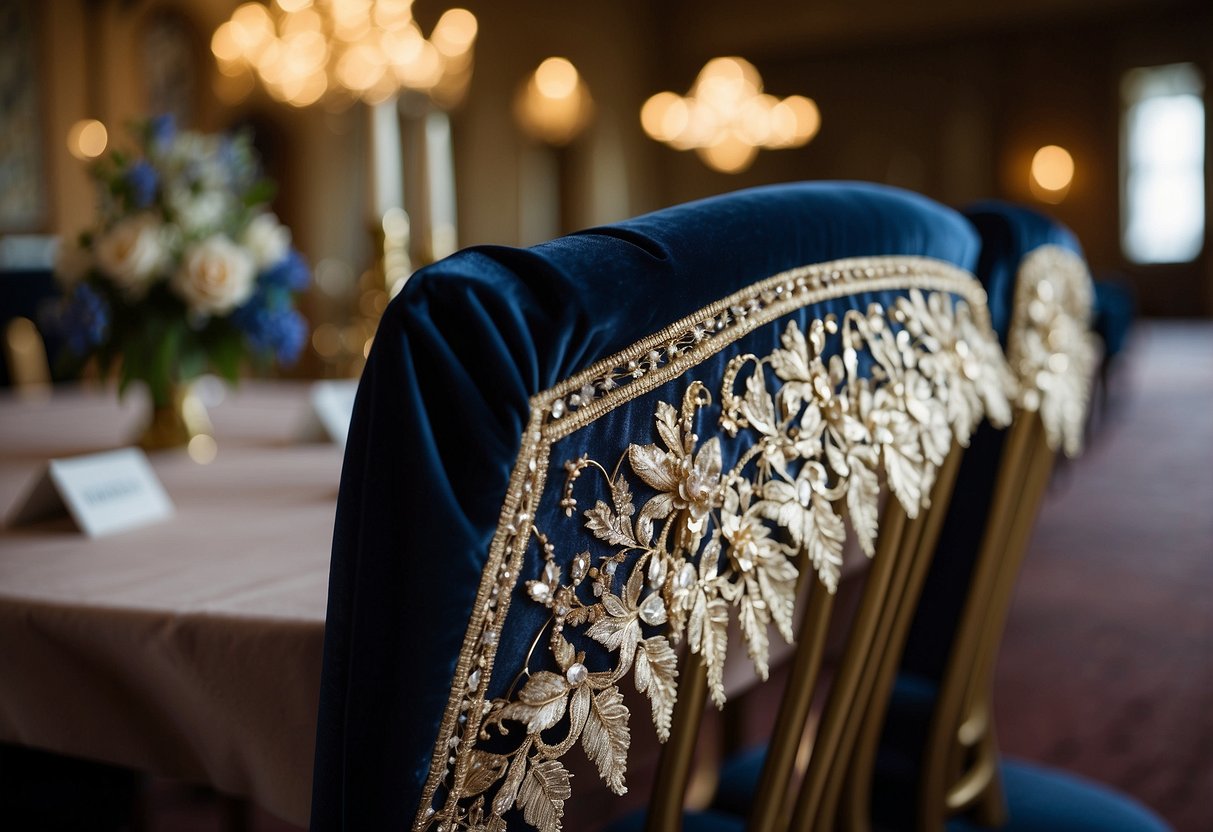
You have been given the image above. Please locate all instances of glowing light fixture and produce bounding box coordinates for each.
[212,0,478,109]
[641,57,820,173]
[515,57,593,146]
[67,119,109,160]
[1029,144,1074,203]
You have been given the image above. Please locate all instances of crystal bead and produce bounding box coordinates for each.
[481,629,498,645]
[566,663,588,686]
[571,552,589,580]
[603,561,617,576]
[551,399,565,419]
[544,560,560,584]
[529,582,550,602]
[467,669,481,690]
[580,384,595,402]
[675,562,695,590]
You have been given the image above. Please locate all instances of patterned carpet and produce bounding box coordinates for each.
[991,321,1213,832]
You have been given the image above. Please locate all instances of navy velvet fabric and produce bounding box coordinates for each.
[946,759,1172,832]
[712,748,1171,831]
[310,182,982,830]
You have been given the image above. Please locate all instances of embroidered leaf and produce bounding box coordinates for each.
[465,751,510,796]
[756,552,798,645]
[806,493,846,592]
[581,685,630,794]
[492,744,530,816]
[739,591,771,680]
[770,319,811,382]
[704,594,730,708]
[628,443,678,492]
[741,367,776,437]
[585,501,636,547]
[654,400,682,455]
[845,447,880,557]
[635,492,674,547]
[552,633,576,671]
[611,476,635,518]
[585,594,642,670]
[518,758,572,832]
[497,672,569,734]
[634,635,678,741]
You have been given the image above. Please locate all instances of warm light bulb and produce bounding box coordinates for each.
[534,58,579,99]
[432,8,477,56]
[1030,145,1075,194]
[67,119,108,160]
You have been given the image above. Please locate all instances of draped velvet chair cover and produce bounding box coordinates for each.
[310,183,1018,832]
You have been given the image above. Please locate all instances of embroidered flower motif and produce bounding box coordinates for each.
[423,282,1017,832]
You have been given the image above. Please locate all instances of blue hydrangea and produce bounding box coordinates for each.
[125,160,158,209]
[51,283,110,356]
[259,249,311,292]
[232,294,308,365]
[148,114,177,149]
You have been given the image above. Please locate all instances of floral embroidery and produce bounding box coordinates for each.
[420,283,1013,832]
[1008,245,1098,457]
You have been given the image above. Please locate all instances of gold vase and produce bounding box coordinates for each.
[139,383,214,451]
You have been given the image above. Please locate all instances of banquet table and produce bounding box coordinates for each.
[0,381,340,827]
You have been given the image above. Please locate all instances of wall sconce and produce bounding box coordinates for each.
[211,0,478,109]
[1029,144,1074,204]
[514,57,594,146]
[641,57,820,174]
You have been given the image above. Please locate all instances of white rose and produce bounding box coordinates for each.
[53,236,93,289]
[173,235,256,315]
[242,213,291,270]
[94,213,168,296]
[169,187,229,234]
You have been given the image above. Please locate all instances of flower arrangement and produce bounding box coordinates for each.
[49,116,309,412]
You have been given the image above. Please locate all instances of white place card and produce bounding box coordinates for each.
[298,380,359,449]
[7,448,174,537]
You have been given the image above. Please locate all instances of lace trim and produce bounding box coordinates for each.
[1008,245,1099,457]
[414,255,1013,831]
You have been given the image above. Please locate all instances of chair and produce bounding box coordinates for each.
[855,203,1167,832]
[309,182,1016,831]
[704,203,1170,832]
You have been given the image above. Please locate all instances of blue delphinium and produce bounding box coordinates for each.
[52,283,110,356]
[232,291,308,365]
[125,160,158,209]
[259,249,311,292]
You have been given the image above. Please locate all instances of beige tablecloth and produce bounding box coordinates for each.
[0,382,339,826]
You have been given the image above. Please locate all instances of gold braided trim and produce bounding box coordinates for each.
[1007,244,1099,457]
[415,254,1013,831]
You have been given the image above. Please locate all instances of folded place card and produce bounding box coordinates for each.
[7,448,174,537]
[297,380,359,448]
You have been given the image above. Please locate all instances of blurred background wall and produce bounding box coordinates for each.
[10,0,1212,328]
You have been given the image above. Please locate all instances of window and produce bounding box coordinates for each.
[1121,63,1205,264]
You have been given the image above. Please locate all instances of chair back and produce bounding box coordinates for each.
[311,183,1015,832]
[866,203,1099,831]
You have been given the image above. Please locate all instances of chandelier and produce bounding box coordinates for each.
[641,57,820,173]
[211,0,478,109]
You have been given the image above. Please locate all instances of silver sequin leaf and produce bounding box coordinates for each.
[634,635,678,741]
[581,685,630,795]
[517,758,572,832]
